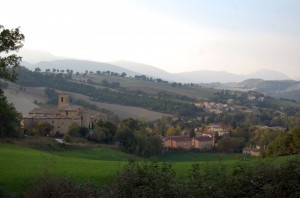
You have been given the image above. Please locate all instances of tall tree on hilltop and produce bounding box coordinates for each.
[0,25,25,138]
[0,25,25,81]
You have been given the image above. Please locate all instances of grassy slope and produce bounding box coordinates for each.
[0,143,131,193]
[81,74,216,100]
[1,142,299,194]
[156,152,299,176]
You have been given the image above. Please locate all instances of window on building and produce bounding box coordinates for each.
[61,97,64,102]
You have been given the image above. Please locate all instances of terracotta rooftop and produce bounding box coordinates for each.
[29,108,57,115]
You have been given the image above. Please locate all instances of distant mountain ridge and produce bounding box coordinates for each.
[245,69,291,81]
[20,49,292,83]
[111,60,175,81]
[22,59,140,77]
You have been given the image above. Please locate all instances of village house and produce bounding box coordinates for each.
[23,92,91,135]
[163,136,214,150]
[242,147,262,157]
[164,136,192,149]
[206,123,232,136]
[192,136,214,150]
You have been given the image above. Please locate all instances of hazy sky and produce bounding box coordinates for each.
[1,0,300,77]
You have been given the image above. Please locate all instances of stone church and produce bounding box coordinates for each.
[23,92,90,135]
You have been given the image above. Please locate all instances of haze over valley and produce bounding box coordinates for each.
[21,49,294,83]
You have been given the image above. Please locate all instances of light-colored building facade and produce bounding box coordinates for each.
[207,123,232,136]
[192,136,213,149]
[164,136,214,150]
[242,147,262,157]
[164,136,192,149]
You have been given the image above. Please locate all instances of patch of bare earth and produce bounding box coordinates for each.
[68,92,171,120]
[4,85,48,115]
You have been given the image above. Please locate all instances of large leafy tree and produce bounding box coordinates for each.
[0,25,25,138]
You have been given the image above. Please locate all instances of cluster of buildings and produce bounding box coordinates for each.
[23,93,92,136]
[163,123,233,151]
[22,93,271,157]
[195,102,235,114]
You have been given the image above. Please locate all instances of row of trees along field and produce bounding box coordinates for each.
[30,117,162,158]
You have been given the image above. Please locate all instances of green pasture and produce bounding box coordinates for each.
[157,152,299,176]
[0,143,129,193]
[0,142,298,194]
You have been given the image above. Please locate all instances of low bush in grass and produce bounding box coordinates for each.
[0,185,14,198]
[25,169,104,198]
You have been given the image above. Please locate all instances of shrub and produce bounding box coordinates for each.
[63,134,71,143]
[105,160,180,197]
[26,175,103,198]
[105,159,300,198]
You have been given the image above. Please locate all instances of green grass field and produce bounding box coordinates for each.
[0,143,131,194]
[0,142,298,195]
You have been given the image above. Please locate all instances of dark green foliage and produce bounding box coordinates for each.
[106,159,300,198]
[26,175,103,198]
[44,88,58,104]
[119,117,140,131]
[0,185,14,198]
[63,133,71,143]
[106,161,178,198]
[32,121,54,136]
[89,121,117,143]
[134,131,162,157]
[217,137,245,152]
[229,160,300,198]
[113,118,162,157]
[265,128,300,156]
[79,127,89,137]
[0,89,22,138]
[0,25,24,82]
[0,25,24,138]
[101,79,120,88]
[68,122,81,137]
[114,127,136,153]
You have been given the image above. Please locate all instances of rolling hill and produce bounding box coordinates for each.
[4,83,169,120]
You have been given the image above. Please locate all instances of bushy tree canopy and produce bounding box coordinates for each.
[0,25,25,81]
[0,25,24,138]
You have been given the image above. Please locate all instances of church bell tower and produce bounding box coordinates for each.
[58,92,69,110]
